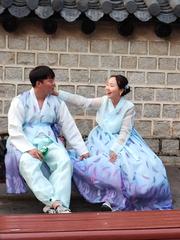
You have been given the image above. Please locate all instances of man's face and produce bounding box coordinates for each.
[38,78,56,95]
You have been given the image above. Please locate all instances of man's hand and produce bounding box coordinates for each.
[79,152,90,160]
[27,148,43,160]
[51,89,59,96]
[109,151,117,163]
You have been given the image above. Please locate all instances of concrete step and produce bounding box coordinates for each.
[0,166,180,214]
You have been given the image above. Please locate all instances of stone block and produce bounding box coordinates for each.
[170,42,180,56]
[90,40,110,53]
[174,89,180,101]
[163,104,180,119]
[172,121,180,137]
[70,69,89,83]
[17,52,35,65]
[0,117,8,133]
[5,67,22,82]
[0,35,6,49]
[60,54,78,67]
[121,56,137,69]
[29,36,47,50]
[130,41,147,55]
[134,87,154,101]
[144,138,160,153]
[162,139,179,155]
[158,58,176,70]
[0,101,2,113]
[58,85,75,93]
[127,71,145,84]
[76,86,95,98]
[167,73,180,86]
[75,119,93,136]
[144,104,161,118]
[147,72,165,85]
[153,121,171,138]
[37,53,58,66]
[156,89,173,102]
[3,100,11,114]
[53,68,69,82]
[0,52,15,65]
[111,40,128,54]
[17,84,31,94]
[8,36,26,49]
[90,70,108,84]
[80,55,99,68]
[0,84,16,98]
[97,86,105,97]
[101,55,119,68]
[0,67,3,81]
[68,38,88,52]
[138,57,157,70]
[134,120,152,137]
[149,41,168,55]
[134,103,142,119]
[49,37,67,52]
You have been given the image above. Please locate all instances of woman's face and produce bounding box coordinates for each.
[105,77,123,101]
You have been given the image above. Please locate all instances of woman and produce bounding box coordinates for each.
[57,75,173,211]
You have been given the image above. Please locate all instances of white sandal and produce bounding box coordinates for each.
[43,205,56,214]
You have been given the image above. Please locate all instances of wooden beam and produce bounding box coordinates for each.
[144,0,160,16]
[1,210,180,240]
[76,0,88,12]
[99,0,112,14]
[123,0,137,14]
[169,0,180,17]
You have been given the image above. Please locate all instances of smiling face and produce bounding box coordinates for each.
[105,77,123,102]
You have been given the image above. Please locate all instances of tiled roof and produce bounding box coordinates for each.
[0,0,179,24]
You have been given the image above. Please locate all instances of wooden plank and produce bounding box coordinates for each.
[1,210,180,240]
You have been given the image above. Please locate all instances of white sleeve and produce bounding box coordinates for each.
[110,107,135,154]
[58,101,88,156]
[58,90,101,110]
[8,97,35,152]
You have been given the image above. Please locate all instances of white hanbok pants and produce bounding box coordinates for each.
[19,143,72,208]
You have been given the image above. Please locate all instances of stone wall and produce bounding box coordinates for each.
[0,20,180,165]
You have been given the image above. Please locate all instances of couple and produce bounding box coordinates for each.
[5,65,173,213]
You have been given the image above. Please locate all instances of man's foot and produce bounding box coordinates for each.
[101,202,112,212]
[43,205,56,214]
[55,205,71,214]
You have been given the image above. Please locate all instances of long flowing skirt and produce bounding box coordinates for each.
[69,126,173,211]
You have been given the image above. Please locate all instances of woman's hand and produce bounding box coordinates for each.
[80,152,90,160]
[109,151,117,163]
[51,89,59,96]
[27,148,43,160]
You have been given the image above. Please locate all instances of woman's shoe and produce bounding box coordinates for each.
[101,202,112,211]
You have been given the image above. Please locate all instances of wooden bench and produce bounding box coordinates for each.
[1,210,180,240]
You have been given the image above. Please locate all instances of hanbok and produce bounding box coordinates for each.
[5,88,88,208]
[59,91,173,211]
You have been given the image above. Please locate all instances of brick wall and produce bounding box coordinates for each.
[0,20,180,165]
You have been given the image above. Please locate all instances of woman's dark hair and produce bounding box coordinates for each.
[110,74,130,96]
[29,65,55,87]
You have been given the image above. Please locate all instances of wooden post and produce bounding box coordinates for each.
[51,0,64,12]
[144,0,160,16]
[99,0,112,14]
[1,0,13,8]
[123,0,137,14]
[76,0,88,12]
[169,0,180,17]
[26,0,39,10]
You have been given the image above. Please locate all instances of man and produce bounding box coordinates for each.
[5,65,89,214]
